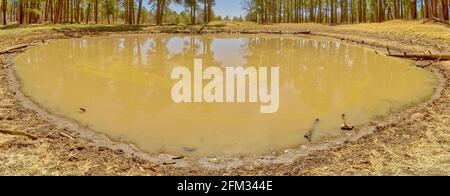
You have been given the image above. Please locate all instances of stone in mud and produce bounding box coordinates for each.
[183,147,196,152]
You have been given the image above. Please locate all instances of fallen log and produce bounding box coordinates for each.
[0,44,30,55]
[59,132,75,140]
[0,129,38,140]
[293,31,311,35]
[387,53,450,61]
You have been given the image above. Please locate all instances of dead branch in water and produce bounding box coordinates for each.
[417,58,443,68]
[386,45,391,54]
[387,53,450,61]
[0,130,38,140]
[304,118,320,142]
[0,44,30,55]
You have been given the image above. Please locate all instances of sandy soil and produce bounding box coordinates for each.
[0,21,449,176]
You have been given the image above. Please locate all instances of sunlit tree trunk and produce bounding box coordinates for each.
[424,0,430,18]
[78,1,84,23]
[54,0,62,23]
[430,0,437,18]
[207,0,212,22]
[156,0,165,25]
[443,0,449,21]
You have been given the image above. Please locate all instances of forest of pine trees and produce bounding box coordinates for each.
[0,0,216,25]
[242,0,449,23]
[0,0,449,26]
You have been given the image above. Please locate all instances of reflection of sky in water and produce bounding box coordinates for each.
[166,37,187,55]
[119,36,251,68]
[211,38,248,67]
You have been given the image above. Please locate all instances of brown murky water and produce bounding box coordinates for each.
[14,34,436,156]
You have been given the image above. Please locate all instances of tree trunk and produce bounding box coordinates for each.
[378,0,384,22]
[94,0,98,24]
[137,0,143,24]
[442,0,449,20]
[86,3,90,24]
[330,0,334,24]
[191,3,196,25]
[425,0,430,18]
[18,0,24,24]
[79,1,84,23]
[411,0,417,19]
[340,0,347,23]
[357,0,362,22]
[203,0,207,23]
[2,0,6,25]
[207,0,212,22]
[156,0,165,25]
[105,0,110,24]
[50,0,53,22]
[44,0,49,21]
[318,0,322,23]
[430,0,437,18]
[54,0,62,24]
[394,0,400,19]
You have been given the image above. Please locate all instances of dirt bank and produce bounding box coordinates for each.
[0,21,449,175]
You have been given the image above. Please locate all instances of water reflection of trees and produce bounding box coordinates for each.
[19,35,428,128]
[239,36,377,115]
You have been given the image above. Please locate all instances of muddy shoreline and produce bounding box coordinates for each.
[1,23,449,175]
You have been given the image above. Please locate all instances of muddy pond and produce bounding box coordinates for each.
[14,34,436,156]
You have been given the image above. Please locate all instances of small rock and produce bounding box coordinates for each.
[183,147,196,152]
[98,146,108,152]
[76,146,85,151]
[411,113,425,120]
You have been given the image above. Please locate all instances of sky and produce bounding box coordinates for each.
[169,0,246,18]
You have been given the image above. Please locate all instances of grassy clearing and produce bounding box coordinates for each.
[0,23,151,36]
[336,20,450,42]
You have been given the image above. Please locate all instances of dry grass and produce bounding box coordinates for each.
[337,20,450,39]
